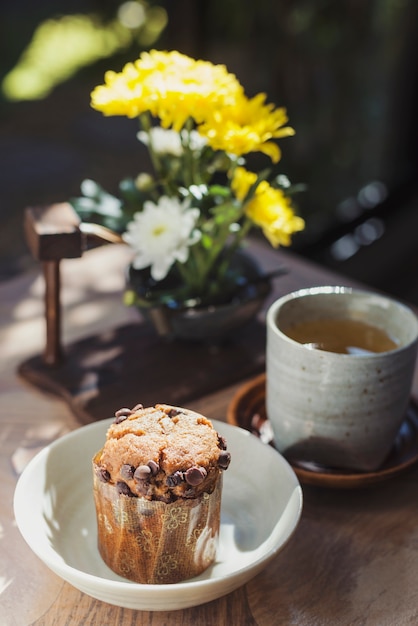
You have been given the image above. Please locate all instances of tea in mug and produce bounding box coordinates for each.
[283,317,399,355]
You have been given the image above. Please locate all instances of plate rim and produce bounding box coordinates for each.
[13,417,303,609]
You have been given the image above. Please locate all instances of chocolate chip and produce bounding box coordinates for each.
[120,464,135,480]
[115,407,132,416]
[167,408,181,418]
[131,403,144,412]
[218,451,231,470]
[96,467,111,483]
[134,465,152,481]
[185,466,207,486]
[114,408,132,423]
[166,471,184,487]
[217,434,227,450]
[116,481,136,497]
[148,460,159,475]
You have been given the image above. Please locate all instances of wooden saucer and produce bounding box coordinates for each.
[227,373,418,488]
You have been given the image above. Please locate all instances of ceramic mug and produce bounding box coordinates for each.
[266,286,418,471]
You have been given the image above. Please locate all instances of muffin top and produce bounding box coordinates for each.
[93,403,231,502]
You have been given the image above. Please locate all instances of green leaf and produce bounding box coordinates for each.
[211,203,241,224]
[200,233,214,249]
[207,184,231,198]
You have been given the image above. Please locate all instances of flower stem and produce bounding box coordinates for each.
[181,119,199,188]
[139,113,173,196]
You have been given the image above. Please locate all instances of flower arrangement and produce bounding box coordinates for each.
[72,49,305,309]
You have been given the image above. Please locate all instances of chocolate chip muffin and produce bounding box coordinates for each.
[93,403,231,584]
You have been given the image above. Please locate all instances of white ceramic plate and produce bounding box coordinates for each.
[14,418,302,611]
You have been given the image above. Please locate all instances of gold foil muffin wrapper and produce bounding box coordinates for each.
[93,469,222,584]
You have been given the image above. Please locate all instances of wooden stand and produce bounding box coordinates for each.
[19,204,267,423]
[24,203,83,365]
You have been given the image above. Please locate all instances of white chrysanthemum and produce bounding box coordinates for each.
[122,196,201,280]
[180,129,208,152]
[137,127,183,156]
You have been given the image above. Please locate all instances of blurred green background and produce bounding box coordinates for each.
[1,0,417,302]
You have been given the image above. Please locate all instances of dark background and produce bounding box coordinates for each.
[1,0,417,302]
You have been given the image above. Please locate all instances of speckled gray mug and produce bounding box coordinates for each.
[266,286,418,471]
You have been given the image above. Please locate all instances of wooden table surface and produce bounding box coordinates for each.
[2,240,418,626]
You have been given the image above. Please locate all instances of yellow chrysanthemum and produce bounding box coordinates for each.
[90,49,243,130]
[91,63,149,118]
[138,51,243,131]
[231,166,258,201]
[82,49,305,299]
[198,92,295,163]
[135,49,195,73]
[158,64,242,131]
[244,180,305,247]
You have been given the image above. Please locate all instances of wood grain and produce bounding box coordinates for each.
[17,319,267,424]
[30,585,258,626]
[3,240,418,625]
